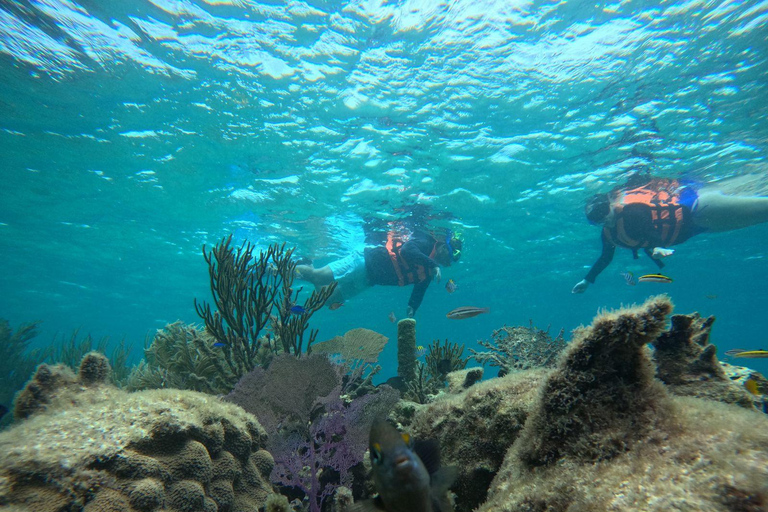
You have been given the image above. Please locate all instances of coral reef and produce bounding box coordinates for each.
[126,321,234,394]
[1,355,275,512]
[446,367,484,394]
[226,353,399,512]
[194,236,335,387]
[405,339,470,404]
[721,361,768,412]
[49,328,133,386]
[471,296,768,511]
[397,318,417,386]
[470,322,566,376]
[311,328,388,365]
[0,319,47,424]
[396,369,549,512]
[652,313,755,408]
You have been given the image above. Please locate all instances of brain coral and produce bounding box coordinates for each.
[0,363,274,512]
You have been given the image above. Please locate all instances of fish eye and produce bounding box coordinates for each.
[371,443,382,465]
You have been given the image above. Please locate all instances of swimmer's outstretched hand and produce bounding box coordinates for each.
[652,247,675,259]
[572,279,589,294]
[431,266,442,283]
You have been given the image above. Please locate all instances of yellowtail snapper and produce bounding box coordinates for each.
[350,420,457,512]
[446,306,489,320]
[638,274,673,284]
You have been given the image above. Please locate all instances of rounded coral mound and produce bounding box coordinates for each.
[0,362,274,512]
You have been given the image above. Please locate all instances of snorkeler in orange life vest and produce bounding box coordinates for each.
[296,229,462,317]
[573,174,768,293]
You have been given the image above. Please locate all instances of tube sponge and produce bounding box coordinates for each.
[397,318,417,385]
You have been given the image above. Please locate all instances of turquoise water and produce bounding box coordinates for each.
[1,0,767,379]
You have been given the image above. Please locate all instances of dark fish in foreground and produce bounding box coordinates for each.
[446,306,489,320]
[350,420,457,512]
[638,273,673,284]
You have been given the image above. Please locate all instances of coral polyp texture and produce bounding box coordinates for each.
[0,355,274,512]
[475,295,768,511]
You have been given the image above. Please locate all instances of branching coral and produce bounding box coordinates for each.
[470,322,566,375]
[126,322,235,394]
[194,235,335,387]
[405,340,468,403]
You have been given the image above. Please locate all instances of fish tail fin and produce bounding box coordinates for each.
[431,466,458,512]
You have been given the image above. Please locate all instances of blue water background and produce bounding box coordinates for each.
[1,0,767,380]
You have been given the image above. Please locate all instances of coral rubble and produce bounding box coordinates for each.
[1,355,274,512]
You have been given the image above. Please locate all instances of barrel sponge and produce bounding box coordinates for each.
[78,351,112,385]
[515,295,674,466]
[127,478,164,511]
[250,448,275,479]
[397,318,417,384]
[83,488,132,512]
[168,480,206,512]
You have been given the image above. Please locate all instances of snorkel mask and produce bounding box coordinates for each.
[585,194,610,225]
[445,230,463,262]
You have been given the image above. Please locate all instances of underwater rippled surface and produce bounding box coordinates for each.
[1,0,767,377]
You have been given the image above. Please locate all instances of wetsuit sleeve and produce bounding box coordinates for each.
[584,229,616,283]
[408,278,431,312]
[399,236,438,269]
[643,248,666,269]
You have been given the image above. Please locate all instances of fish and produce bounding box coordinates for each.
[446,306,489,320]
[329,302,344,310]
[389,311,397,323]
[637,274,673,284]
[350,420,456,512]
[0,404,7,422]
[724,348,749,358]
[445,279,457,294]
[213,342,226,348]
[290,305,306,315]
[730,349,768,359]
[620,271,636,286]
[415,345,426,358]
[745,379,761,396]
[705,294,718,300]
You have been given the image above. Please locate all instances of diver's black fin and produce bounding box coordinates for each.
[413,439,441,475]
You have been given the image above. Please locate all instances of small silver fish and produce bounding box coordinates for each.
[350,421,456,512]
[620,271,636,286]
[446,306,489,320]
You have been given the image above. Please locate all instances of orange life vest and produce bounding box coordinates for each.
[385,232,437,287]
[608,178,686,248]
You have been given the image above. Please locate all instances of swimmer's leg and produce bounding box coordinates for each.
[693,189,768,232]
[294,265,344,303]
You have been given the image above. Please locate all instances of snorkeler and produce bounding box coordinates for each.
[296,229,462,317]
[572,174,768,293]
